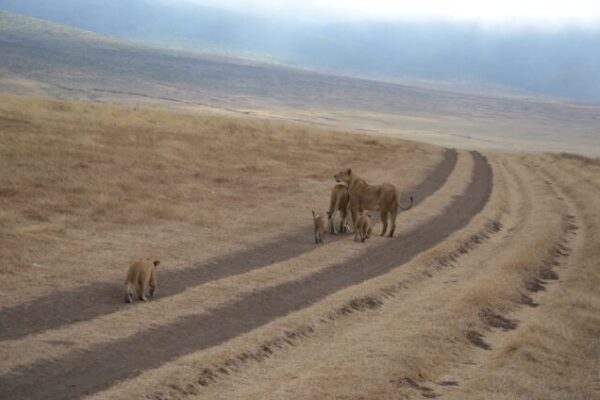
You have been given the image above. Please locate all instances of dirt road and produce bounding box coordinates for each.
[0,150,457,342]
[0,150,492,400]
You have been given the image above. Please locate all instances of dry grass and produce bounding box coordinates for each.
[0,93,440,304]
[1,148,471,385]
[438,154,600,400]
[0,236,368,375]
[3,91,599,400]
[458,154,600,399]
[83,150,488,400]
[90,152,595,400]
[556,152,600,167]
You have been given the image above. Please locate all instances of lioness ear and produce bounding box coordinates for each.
[347,168,352,174]
[153,260,160,267]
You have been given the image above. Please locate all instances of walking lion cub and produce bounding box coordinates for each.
[312,211,328,244]
[355,211,373,242]
[124,258,160,303]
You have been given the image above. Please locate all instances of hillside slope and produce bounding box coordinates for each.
[0,10,599,154]
[2,0,600,102]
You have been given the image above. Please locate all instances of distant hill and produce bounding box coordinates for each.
[0,10,536,116]
[1,0,600,102]
[1,10,599,155]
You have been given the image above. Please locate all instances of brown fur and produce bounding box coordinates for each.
[312,211,327,244]
[355,211,373,242]
[124,259,160,303]
[334,168,413,237]
[327,184,351,234]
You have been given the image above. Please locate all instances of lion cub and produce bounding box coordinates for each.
[355,211,373,242]
[312,211,328,244]
[124,258,160,303]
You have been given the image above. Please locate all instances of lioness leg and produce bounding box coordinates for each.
[138,281,147,301]
[351,206,359,230]
[328,211,337,235]
[389,208,398,237]
[339,207,348,233]
[149,270,157,297]
[351,206,360,241]
[380,210,389,236]
[124,283,134,303]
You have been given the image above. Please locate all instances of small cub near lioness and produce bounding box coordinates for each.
[124,258,160,303]
[312,211,328,244]
[355,211,373,242]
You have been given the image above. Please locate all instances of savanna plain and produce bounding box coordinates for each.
[1,89,599,400]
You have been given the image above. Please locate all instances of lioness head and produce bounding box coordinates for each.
[334,168,352,184]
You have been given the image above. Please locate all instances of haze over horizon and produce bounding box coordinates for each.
[1,0,599,102]
[169,0,600,27]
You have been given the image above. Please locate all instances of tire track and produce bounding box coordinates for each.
[0,151,490,400]
[437,163,582,400]
[0,149,457,342]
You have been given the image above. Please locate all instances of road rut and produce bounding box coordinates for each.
[0,150,457,341]
[0,151,492,400]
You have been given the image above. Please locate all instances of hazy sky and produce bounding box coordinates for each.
[174,0,600,27]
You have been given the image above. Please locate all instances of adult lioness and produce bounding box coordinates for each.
[334,168,413,237]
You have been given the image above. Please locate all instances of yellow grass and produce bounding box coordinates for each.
[3,92,599,400]
[0,92,441,303]
[446,154,600,400]
[89,151,598,400]
[1,148,471,379]
[85,150,487,400]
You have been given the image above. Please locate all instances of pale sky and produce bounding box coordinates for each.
[174,0,600,27]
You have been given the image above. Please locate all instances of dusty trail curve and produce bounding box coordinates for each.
[0,150,457,342]
[0,151,491,400]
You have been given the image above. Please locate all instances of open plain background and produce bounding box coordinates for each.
[1,10,599,155]
[0,8,599,400]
